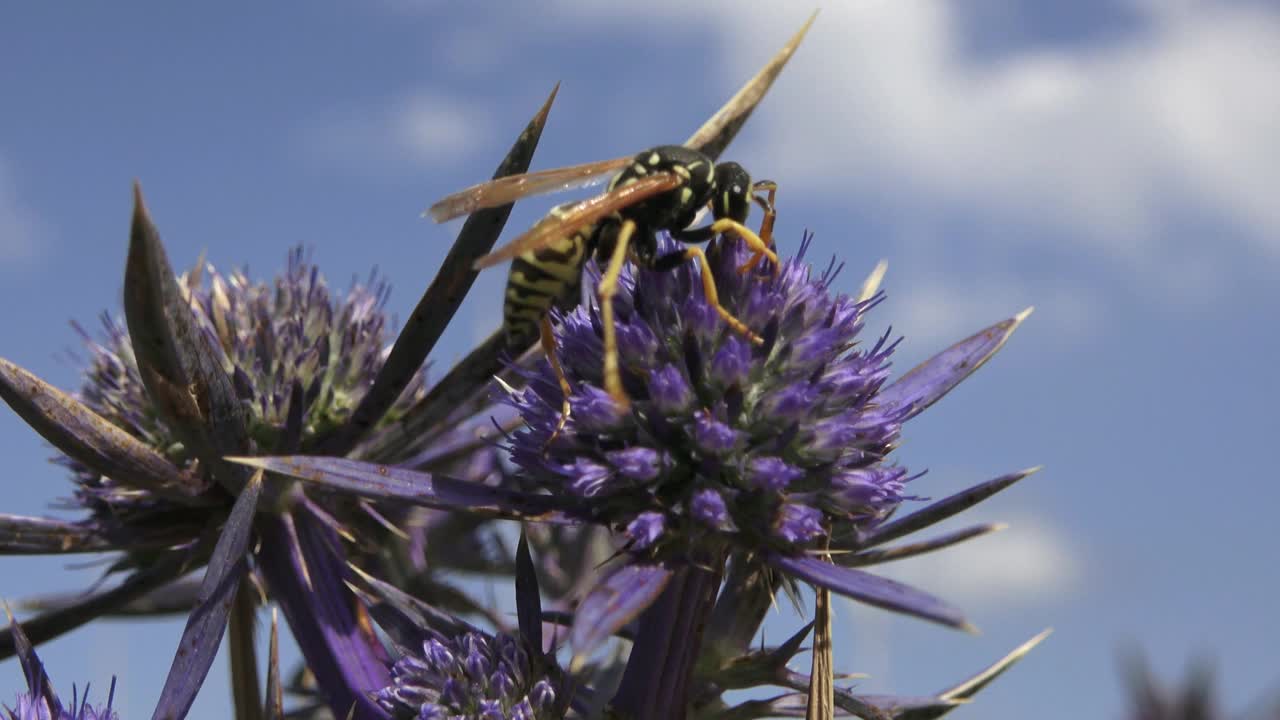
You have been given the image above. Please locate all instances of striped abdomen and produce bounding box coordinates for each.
[502,210,594,345]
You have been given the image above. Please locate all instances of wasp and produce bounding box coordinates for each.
[427,144,781,432]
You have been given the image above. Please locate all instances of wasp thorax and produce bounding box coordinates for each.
[612,145,717,232]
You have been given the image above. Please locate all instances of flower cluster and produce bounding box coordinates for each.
[377,632,563,720]
[507,234,910,557]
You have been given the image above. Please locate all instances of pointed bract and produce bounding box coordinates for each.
[858,468,1040,549]
[0,358,203,503]
[230,454,565,519]
[516,533,545,653]
[322,84,560,455]
[125,184,252,495]
[765,554,973,632]
[877,309,1032,422]
[151,469,262,720]
[570,563,672,668]
[685,11,818,160]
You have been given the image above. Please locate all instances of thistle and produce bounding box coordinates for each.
[245,231,1042,718]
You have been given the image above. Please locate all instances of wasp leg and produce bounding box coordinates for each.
[598,219,637,406]
[539,316,573,449]
[709,218,780,277]
[738,180,778,274]
[652,247,763,346]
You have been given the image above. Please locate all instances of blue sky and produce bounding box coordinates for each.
[2,2,1278,718]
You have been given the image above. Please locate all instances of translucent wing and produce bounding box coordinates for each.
[427,155,634,222]
[473,173,683,269]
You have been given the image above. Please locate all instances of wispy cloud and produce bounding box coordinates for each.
[0,157,45,264]
[300,91,492,174]
[876,516,1079,609]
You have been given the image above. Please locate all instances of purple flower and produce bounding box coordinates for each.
[0,240,485,718]
[506,235,909,556]
[376,632,564,720]
[626,511,666,549]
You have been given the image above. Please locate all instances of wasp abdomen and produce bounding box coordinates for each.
[502,212,594,345]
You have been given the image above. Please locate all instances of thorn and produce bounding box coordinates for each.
[856,260,888,303]
[493,375,520,396]
[1014,306,1035,324]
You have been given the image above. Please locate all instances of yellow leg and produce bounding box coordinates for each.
[598,220,636,406]
[710,218,780,276]
[738,182,778,274]
[539,316,572,448]
[683,246,764,346]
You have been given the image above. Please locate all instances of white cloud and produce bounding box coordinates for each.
[302,92,490,173]
[527,0,1280,301]
[876,516,1079,608]
[0,158,44,263]
[723,1,1280,263]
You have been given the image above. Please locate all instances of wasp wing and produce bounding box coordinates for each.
[427,155,634,223]
[473,173,683,269]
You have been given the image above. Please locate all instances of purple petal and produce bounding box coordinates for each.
[230,455,567,519]
[319,85,558,456]
[570,563,672,665]
[256,507,392,720]
[572,385,628,432]
[624,512,666,549]
[151,469,262,720]
[757,383,817,425]
[709,336,751,389]
[616,320,659,364]
[858,467,1041,549]
[606,447,664,482]
[0,358,205,502]
[647,364,693,415]
[772,503,825,544]
[693,411,741,455]
[878,309,1032,422]
[745,456,804,492]
[765,553,973,631]
[690,488,732,531]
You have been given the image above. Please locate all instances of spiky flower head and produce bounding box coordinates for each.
[506,234,910,558]
[377,630,564,720]
[64,247,420,520]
